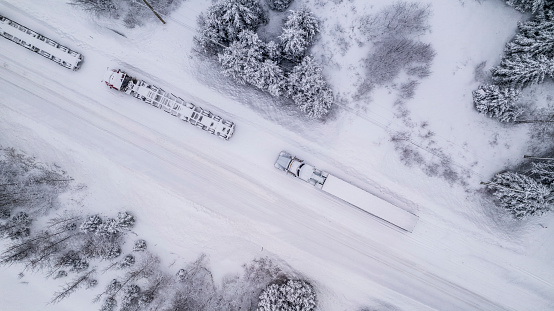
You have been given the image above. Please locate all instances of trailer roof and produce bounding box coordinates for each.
[321,175,418,232]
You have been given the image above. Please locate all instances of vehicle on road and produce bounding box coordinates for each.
[275,151,419,232]
[0,14,83,70]
[104,68,236,140]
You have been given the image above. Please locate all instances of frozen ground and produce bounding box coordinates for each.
[0,0,553,310]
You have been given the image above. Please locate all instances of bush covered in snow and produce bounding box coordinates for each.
[257,279,316,311]
[365,38,435,85]
[358,2,434,96]
[360,1,431,41]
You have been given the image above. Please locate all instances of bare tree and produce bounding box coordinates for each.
[51,268,97,303]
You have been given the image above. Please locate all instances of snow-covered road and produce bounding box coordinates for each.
[1,1,553,310]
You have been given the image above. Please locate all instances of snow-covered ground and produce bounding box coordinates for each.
[1,0,553,310]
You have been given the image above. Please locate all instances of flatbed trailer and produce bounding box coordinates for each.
[104,68,235,140]
[0,14,83,70]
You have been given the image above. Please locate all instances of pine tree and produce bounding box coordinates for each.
[196,0,267,54]
[100,296,117,311]
[252,60,286,96]
[265,0,294,12]
[115,212,135,231]
[0,212,31,240]
[95,212,134,236]
[264,40,281,62]
[486,171,553,218]
[530,161,554,184]
[119,254,136,269]
[257,279,316,311]
[79,214,102,233]
[505,10,554,58]
[70,0,119,18]
[279,9,320,62]
[505,0,553,14]
[121,284,141,309]
[492,54,554,89]
[472,84,523,122]
[218,30,266,85]
[287,56,333,118]
[105,279,122,296]
[133,239,147,252]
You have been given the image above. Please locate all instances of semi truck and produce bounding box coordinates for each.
[274,151,418,232]
[104,68,235,140]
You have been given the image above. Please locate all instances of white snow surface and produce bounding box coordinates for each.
[0,0,553,310]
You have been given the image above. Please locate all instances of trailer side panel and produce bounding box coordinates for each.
[321,175,418,232]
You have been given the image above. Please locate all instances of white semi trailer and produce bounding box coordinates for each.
[274,151,418,232]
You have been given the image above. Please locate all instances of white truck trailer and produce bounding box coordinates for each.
[274,151,418,232]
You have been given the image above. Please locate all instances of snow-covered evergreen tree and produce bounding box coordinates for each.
[100,296,117,311]
[70,0,119,18]
[264,40,281,62]
[119,254,136,269]
[505,10,554,58]
[133,239,147,252]
[58,251,89,272]
[257,279,316,311]
[530,161,554,184]
[121,284,141,309]
[195,0,267,54]
[492,54,554,89]
[219,31,286,95]
[279,8,320,62]
[505,0,553,14]
[472,84,523,122]
[218,30,266,85]
[486,171,553,218]
[79,214,102,233]
[265,0,294,12]
[252,60,286,96]
[105,279,122,296]
[54,270,68,279]
[287,56,333,118]
[96,212,134,236]
[100,243,122,260]
[0,212,31,240]
[115,211,135,231]
[96,218,119,236]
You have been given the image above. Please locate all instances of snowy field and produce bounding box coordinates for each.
[1,0,554,310]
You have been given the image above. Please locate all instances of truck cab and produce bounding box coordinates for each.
[274,151,327,188]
